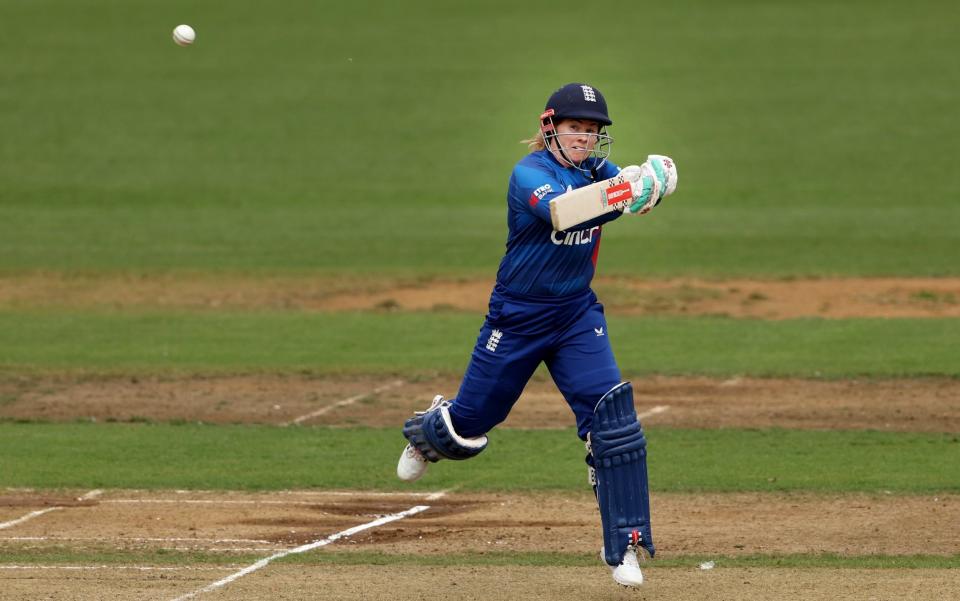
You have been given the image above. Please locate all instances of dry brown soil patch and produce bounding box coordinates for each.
[206,565,960,601]
[1,490,957,600]
[3,374,958,433]
[3,490,957,558]
[3,274,960,318]
[3,566,957,601]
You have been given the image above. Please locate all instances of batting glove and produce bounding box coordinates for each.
[646,154,678,198]
[623,163,662,215]
[622,155,678,215]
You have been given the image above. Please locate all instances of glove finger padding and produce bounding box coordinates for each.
[624,164,662,215]
[619,164,644,183]
[632,187,662,214]
[646,154,678,197]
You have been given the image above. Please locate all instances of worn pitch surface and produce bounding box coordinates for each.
[1,489,958,600]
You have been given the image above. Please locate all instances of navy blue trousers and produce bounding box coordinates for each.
[448,285,621,441]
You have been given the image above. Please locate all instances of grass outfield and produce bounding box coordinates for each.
[2,1,959,277]
[1,423,956,493]
[1,311,958,377]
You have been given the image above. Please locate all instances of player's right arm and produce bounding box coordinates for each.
[508,165,572,226]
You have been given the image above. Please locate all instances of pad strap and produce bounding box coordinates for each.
[403,404,487,462]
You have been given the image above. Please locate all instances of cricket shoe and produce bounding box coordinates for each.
[396,394,446,482]
[396,443,429,482]
[603,546,644,587]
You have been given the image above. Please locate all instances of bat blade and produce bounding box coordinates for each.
[549,173,632,231]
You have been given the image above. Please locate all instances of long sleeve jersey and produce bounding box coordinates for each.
[494,150,623,297]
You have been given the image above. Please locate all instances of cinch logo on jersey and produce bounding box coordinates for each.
[485,329,503,352]
[533,183,553,200]
[550,225,601,246]
[581,85,597,102]
[603,181,633,206]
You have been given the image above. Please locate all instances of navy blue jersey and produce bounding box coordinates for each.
[495,150,623,297]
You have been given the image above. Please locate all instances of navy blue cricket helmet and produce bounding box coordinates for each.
[543,83,612,126]
[539,83,614,175]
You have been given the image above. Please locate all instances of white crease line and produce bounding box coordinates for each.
[284,379,405,426]
[0,508,62,530]
[0,489,102,531]
[167,547,279,552]
[170,504,430,601]
[154,489,437,497]
[102,490,450,505]
[105,500,324,506]
[424,489,451,501]
[0,538,280,553]
[637,405,670,421]
[297,490,439,497]
[0,565,237,572]
[1,536,275,544]
[104,499,417,506]
[279,490,443,498]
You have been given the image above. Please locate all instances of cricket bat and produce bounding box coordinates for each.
[549,172,635,231]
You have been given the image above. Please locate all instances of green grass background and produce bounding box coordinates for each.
[2,0,958,276]
[1,423,957,493]
[1,311,958,377]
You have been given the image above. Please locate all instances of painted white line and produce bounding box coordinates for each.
[637,405,670,420]
[297,490,438,497]
[167,547,279,552]
[1,536,275,544]
[103,490,449,505]
[0,539,276,552]
[105,499,323,506]
[170,504,430,601]
[104,498,424,506]
[0,489,102,531]
[284,379,405,426]
[424,489,451,501]
[278,490,443,498]
[0,508,61,530]
[154,489,438,498]
[0,565,237,572]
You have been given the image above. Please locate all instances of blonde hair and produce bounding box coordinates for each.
[521,129,547,151]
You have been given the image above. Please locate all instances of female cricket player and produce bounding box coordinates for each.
[396,83,677,587]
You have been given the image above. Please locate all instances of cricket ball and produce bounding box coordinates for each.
[172,24,196,47]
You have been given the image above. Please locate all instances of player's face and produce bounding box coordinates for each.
[554,119,601,164]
